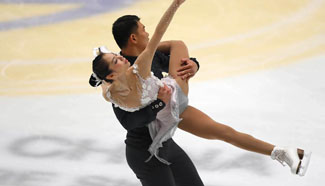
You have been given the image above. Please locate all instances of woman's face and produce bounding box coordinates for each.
[103,53,130,77]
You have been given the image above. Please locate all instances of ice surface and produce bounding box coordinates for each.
[1,57,324,186]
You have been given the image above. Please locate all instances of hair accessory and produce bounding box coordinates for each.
[92,72,102,87]
[90,46,113,87]
[92,46,112,57]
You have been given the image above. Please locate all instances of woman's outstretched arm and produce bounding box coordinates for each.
[135,0,185,78]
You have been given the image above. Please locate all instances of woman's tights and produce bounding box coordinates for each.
[179,106,275,156]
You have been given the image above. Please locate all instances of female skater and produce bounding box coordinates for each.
[90,0,311,184]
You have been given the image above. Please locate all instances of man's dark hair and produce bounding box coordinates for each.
[112,15,140,49]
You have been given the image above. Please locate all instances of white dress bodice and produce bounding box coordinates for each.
[106,64,164,112]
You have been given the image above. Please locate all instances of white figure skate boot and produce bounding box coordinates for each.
[271,147,311,176]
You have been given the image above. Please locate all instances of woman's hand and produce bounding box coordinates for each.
[174,0,185,6]
[157,84,172,104]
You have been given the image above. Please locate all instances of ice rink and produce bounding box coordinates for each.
[1,0,324,185]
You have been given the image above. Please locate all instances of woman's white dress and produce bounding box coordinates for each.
[106,64,188,164]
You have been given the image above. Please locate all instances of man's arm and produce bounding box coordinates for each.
[113,99,165,130]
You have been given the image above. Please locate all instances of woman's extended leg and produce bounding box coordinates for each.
[168,41,189,96]
[179,106,274,155]
[178,106,312,176]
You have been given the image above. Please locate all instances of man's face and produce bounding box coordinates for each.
[134,21,149,51]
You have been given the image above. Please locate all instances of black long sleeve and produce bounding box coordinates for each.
[112,99,165,131]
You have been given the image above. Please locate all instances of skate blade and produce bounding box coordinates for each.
[298,151,312,176]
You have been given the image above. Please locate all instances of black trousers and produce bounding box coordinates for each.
[126,139,204,186]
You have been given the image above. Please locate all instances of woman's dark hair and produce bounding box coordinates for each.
[89,53,113,87]
[112,15,140,49]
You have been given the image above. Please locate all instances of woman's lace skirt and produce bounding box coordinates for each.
[146,77,188,165]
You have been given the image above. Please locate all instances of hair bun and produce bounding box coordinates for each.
[89,73,102,87]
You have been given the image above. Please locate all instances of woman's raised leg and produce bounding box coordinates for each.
[179,106,275,156]
[178,106,311,176]
[168,41,189,96]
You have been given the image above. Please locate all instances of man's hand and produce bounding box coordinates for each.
[177,58,198,80]
[157,84,172,104]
